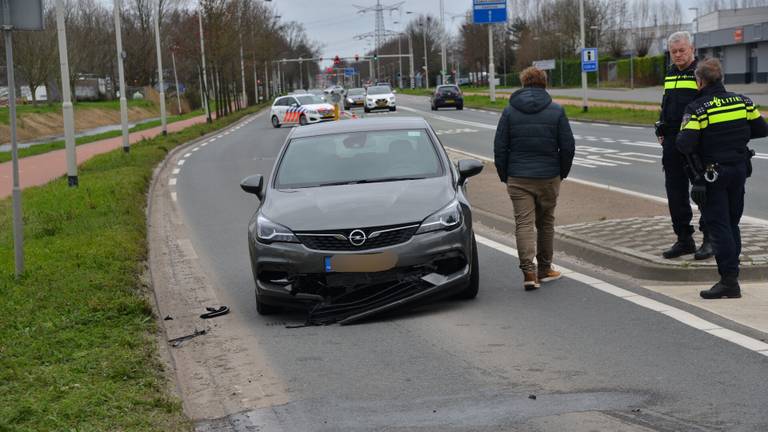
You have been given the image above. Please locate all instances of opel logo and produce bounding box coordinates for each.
[348,229,367,246]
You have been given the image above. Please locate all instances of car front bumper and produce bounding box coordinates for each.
[248,223,472,311]
[365,99,396,109]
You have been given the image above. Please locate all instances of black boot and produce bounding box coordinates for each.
[700,276,741,299]
[694,236,714,260]
[662,237,696,259]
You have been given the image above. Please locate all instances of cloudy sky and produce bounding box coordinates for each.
[269,0,700,67]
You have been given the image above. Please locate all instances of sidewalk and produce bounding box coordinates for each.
[446,150,768,336]
[0,114,209,199]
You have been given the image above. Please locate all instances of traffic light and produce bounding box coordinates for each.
[373,53,378,61]
[333,55,341,66]
[355,54,359,62]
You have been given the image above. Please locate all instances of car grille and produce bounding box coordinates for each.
[296,223,419,251]
[376,98,388,105]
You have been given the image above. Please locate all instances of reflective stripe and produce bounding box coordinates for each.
[707,103,745,114]
[708,109,747,125]
[747,108,762,120]
[675,80,698,90]
[681,120,700,130]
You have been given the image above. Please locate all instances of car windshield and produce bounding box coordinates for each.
[296,95,326,105]
[438,86,459,95]
[276,129,443,189]
[367,86,391,95]
[348,88,364,95]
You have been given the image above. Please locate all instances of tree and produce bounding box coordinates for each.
[14,5,57,105]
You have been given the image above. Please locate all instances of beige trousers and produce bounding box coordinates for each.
[506,176,561,273]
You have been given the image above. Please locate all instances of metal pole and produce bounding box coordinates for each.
[595,27,600,88]
[397,35,403,88]
[4,24,23,276]
[198,6,211,122]
[440,0,447,85]
[253,61,259,103]
[264,62,269,100]
[171,50,182,114]
[488,25,496,102]
[630,50,634,89]
[239,39,247,106]
[423,25,429,88]
[369,58,373,81]
[298,59,303,89]
[579,0,588,112]
[408,33,415,89]
[55,0,79,181]
[154,0,167,134]
[560,38,564,87]
[113,0,130,153]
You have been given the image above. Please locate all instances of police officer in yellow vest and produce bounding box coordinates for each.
[656,31,712,260]
[676,58,768,299]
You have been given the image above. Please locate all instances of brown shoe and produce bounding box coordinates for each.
[538,266,562,283]
[523,272,540,291]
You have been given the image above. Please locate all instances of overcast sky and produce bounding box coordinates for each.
[270,0,700,67]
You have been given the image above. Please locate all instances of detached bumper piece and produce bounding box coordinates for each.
[301,275,440,326]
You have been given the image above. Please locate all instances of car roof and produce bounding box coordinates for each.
[289,116,430,138]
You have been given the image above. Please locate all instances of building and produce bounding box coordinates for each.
[694,7,768,84]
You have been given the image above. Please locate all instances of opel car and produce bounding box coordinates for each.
[270,94,335,128]
[240,117,483,321]
[344,88,366,110]
[431,85,464,110]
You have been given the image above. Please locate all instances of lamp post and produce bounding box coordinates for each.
[579,0,588,112]
[420,17,430,89]
[555,32,564,87]
[171,46,182,114]
[439,0,447,85]
[154,0,167,135]
[590,24,599,88]
[198,4,211,122]
[55,0,79,180]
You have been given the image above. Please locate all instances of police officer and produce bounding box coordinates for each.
[657,31,712,260]
[676,58,767,299]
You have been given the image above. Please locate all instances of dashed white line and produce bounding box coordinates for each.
[475,235,768,358]
[171,192,177,202]
[177,159,186,166]
[172,168,180,175]
[168,178,177,186]
[184,153,192,157]
[192,147,199,152]
[201,142,208,147]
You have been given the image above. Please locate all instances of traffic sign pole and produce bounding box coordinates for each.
[473,0,506,103]
[579,0,587,112]
[488,25,496,102]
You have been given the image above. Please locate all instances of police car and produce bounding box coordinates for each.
[270,94,336,128]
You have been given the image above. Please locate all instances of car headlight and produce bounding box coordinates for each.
[255,214,298,243]
[415,200,462,234]
[367,97,374,102]
[347,98,354,103]
[389,96,396,101]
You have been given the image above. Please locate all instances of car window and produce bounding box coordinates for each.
[296,95,325,105]
[367,86,391,95]
[274,97,286,106]
[438,86,459,95]
[275,129,443,189]
[348,89,364,95]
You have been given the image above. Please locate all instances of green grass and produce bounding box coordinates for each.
[401,87,660,107]
[0,110,204,164]
[0,102,267,431]
[0,100,155,125]
[458,95,659,126]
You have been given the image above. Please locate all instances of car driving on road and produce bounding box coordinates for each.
[364,85,396,113]
[344,88,366,109]
[431,85,464,110]
[270,94,335,128]
[240,117,484,321]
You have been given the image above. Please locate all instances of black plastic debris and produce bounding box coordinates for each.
[164,315,173,321]
[168,328,207,348]
[528,394,537,400]
[200,305,230,319]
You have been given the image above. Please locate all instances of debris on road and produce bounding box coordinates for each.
[168,328,208,348]
[200,305,230,319]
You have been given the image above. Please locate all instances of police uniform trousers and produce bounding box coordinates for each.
[662,135,706,238]
[702,162,746,278]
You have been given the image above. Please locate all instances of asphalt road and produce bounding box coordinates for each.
[396,94,768,221]
[175,107,768,431]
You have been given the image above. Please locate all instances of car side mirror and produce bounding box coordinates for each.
[291,103,299,107]
[457,159,483,186]
[240,174,264,199]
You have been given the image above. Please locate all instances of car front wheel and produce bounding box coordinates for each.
[457,105,463,110]
[455,235,479,300]
[299,114,308,126]
[271,115,281,128]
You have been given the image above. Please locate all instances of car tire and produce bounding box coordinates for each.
[299,114,308,126]
[271,115,281,128]
[457,105,463,110]
[256,295,281,315]
[431,104,436,111]
[456,235,479,300]
[364,107,371,113]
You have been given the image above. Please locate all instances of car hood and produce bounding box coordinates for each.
[302,103,334,111]
[261,177,455,231]
[367,93,395,99]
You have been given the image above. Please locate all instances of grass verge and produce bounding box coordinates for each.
[0,102,267,431]
[0,110,204,164]
[0,100,156,125]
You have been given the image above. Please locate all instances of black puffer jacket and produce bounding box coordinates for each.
[493,87,575,181]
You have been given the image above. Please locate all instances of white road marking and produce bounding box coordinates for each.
[172,168,180,175]
[192,147,199,152]
[171,192,177,202]
[177,159,186,166]
[475,235,768,358]
[201,142,208,147]
[591,123,609,127]
[209,138,217,142]
[184,153,192,157]
[570,121,583,125]
[621,125,643,129]
[169,178,177,186]
[608,154,656,163]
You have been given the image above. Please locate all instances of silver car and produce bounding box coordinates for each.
[240,117,483,323]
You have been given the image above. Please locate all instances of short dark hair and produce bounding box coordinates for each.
[520,67,547,88]
[695,58,723,86]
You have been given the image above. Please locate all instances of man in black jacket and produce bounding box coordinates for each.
[676,58,767,299]
[494,67,575,291]
[657,31,712,260]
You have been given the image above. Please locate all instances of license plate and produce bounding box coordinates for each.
[324,252,397,273]
[445,99,454,103]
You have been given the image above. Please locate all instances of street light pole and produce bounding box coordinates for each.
[154,0,167,134]
[422,18,429,88]
[55,0,78,181]
[171,48,182,114]
[113,0,130,153]
[591,25,600,88]
[198,5,211,122]
[440,0,447,85]
[408,32,415,89]
[398,35,403,88]
[488,24,496,102]
[4,0,23,276]
[579,0,588,112]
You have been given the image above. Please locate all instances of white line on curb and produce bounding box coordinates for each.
[475,234,768,357]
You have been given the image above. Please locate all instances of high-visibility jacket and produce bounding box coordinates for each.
[676,81,767,164]
[660,58,698,136]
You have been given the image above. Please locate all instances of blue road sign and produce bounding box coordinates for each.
[344,67,355,77]
[473,0,507,24]
[581,48,598,72]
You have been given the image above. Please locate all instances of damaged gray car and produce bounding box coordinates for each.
[240,116,483,324]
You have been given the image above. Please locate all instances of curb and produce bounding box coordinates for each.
[471,205,768,283]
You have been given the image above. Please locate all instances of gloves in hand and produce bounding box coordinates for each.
[691,183,707,207]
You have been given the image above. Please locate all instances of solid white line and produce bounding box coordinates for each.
[172,168,180,175]
[475,234,768,358]
[621,125,643,130]
[177,159,186,166]
[591,123,609,127]
[168,178,177,186]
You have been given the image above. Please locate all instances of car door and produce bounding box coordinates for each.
[283,97,301,124]
[272,97,289,122]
